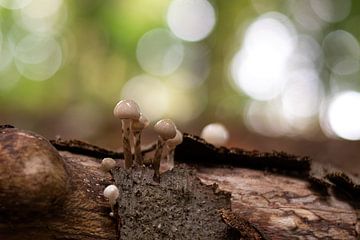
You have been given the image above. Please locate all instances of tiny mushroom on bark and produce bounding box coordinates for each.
[101,157,116,172]
[165,129,183,170]
[153,119,177,181]
[103,184,120,217]
[131,113,149,166]
[113,99,141,168]
[200,123,229,147]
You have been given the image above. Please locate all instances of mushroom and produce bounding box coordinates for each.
[113,99,141,168]
[153,119,177,181]
[131,113,149,166]
[200,123,229,147]
[101,157,116,172]
[165,129,183,170]
[103,184,120,217]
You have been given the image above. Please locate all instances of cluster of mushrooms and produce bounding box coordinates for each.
[101,99,184,217]
[101,99,230,217]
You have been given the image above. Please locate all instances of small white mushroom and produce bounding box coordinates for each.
[131,113,149,166]
[103,184,120,216]
[101,158,116,172]
[153,119,177,181]
[200,123,229,147]
[114,99,141,168]
[165,129,183,170]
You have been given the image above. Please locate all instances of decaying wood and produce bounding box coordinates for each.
[0,127,69,216]
[1,126,360,239]
[0,127,116,239]
[177,135,360,239]
[112,165,237,239]
[50,138,156,159]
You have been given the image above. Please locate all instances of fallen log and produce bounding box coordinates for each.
[0,125,359,239]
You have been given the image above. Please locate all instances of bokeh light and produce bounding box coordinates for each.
[231,12,296,100]
[165,87,207,123]
[136,28,184,76]
[1,0,360,150]
[323,30,360,75]
[0,64,20,91]
[327,91,360,140]
[0,39,14,71]
[167,0,216,42]
[22,0,62,19]
[289,35,323,71]
[169,43,209,89]
[244,100,290,137]
[281,69,323,119]
[18,0,66,34]
[121,75,170,121]
[14,34,62,81]
[310,0,351,23]
[0,0,31,10]
[289,0,325,32]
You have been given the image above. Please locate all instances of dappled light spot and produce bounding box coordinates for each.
[289,35,323,71]
[288,0,324,31]
[231,12,296,100]
[14,34,62,81]
[0,39,14,71]
[327,91,360,140]
[18,0,66,34]
[0,64,20,91]
[22,0,62,19]
[323,30,360,75]
[121,75,170,121]
[281,69,323,119]
[244,100,290,137]
[310,0,351,23]
[166,87,207,123]
[136,28,184,76]
[0,0,31,10]
[168,43,209,89]
[167,0,216,42]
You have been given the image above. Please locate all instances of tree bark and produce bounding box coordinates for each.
[1,126,359,239]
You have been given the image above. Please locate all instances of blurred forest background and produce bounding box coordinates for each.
[1,0,360,171]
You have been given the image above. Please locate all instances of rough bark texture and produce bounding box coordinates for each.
[176,134,360,239]
[1,126,359,239]
[112,165,238,240]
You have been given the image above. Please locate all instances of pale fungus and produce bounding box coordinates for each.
[131,113,149,166]
[200,123,229,147]
[101,157,116,172]
[153,119,177,181]
[165,129,183,170]
[103,184,120,216]
[113,99,141,168]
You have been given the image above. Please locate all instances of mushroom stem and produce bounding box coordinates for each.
[110,199,116,213]
[153,137,165,182]
[121,119,133,168]
[166,148,175,170]
[133,130,143,166]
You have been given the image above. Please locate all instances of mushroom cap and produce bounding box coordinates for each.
[167,129,183,149]
[113,99,141,120]
[101,158,116,172]
[103,184,120,201]
[200,123,229,147]
[131,114,149,131]
[154,119,177,140]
